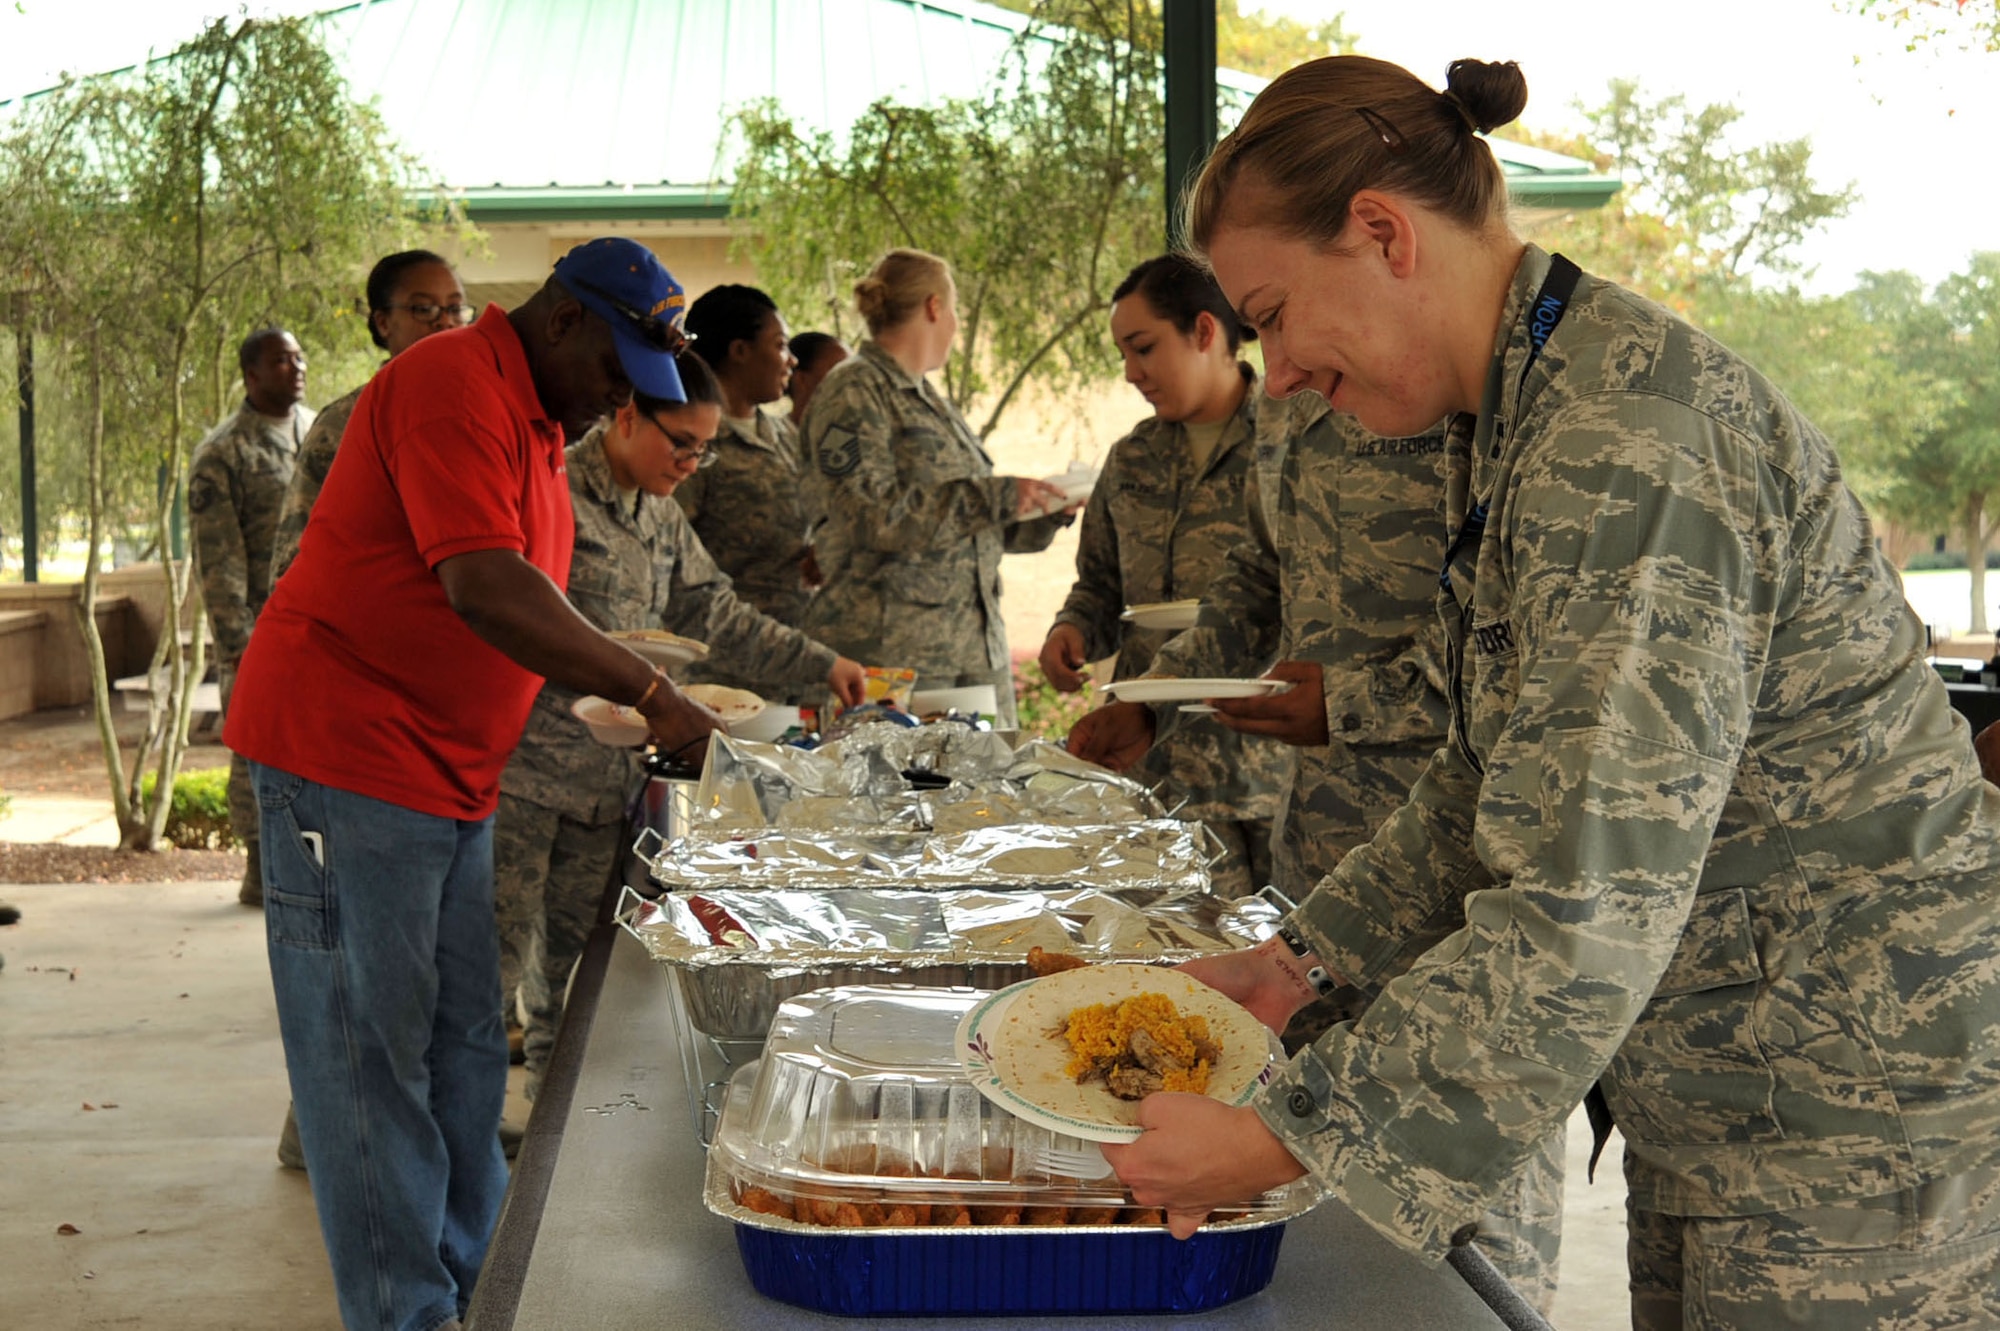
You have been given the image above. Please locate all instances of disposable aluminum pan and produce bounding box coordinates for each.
[703,985,1318,1317]
[627,887,1282,1042]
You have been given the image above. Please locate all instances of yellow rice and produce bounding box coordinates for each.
[1061,992,1213,1095]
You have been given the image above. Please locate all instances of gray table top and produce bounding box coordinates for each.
[480,930,1506,1330]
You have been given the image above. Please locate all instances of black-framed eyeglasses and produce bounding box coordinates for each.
[1355,107,1407,155]
[569,276,694,356]
[387,301,476,326]
[642,410,719,468]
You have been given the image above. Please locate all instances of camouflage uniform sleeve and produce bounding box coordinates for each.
[660,510,836,686]
[270,405,343,582]
[1259,396,1764,1259]
[188,447,254,665]
[808,386,1013,553]
[1003,508,1073,554]
[672,465,708,526]
[1051,465,1126,662]
[1151,455,1284,681]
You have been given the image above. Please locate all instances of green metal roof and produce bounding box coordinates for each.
[12,0,1618,222]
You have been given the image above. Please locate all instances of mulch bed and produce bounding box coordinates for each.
[0,842,244,884]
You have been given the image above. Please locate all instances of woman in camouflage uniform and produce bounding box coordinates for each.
[798,249,1075,729]
[494,354,864,1095]
[1102,56,2000,1329]
[674,285,821,703]
[1041,255,1286,898]
[270,250,471,582]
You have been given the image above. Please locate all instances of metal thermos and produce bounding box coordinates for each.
[624,752,703,892]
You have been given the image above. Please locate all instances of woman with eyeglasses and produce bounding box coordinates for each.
[674,284,823,704]
[1095,55,2000,1328]
[799,248,1076,728]
[271,249,473,581]
[1040,254,1287,899]
[491,352,865,1099]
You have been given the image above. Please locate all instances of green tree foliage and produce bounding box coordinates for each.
[1838,258,2000,628]
[1517,81,1996,630]
[1515,80,1855,311]
[0,17,449,850]
[1214,2,1357,76]
[990,0,1356,79]
[1843,0,2000,50]
[729,1,1161,436]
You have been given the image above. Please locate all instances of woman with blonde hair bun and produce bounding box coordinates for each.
[1098,54,2000,1328]
[799,247,1076,727]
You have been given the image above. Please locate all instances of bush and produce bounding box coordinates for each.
[1012,658,1099,741]
[139,767,238,850]
[1902,551,2000,572]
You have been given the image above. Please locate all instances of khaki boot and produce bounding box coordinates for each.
[277,1103,305,1171]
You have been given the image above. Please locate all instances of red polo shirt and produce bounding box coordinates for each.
[226,306,574,819]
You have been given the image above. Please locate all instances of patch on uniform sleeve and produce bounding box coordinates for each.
[187,474,218,515]
[818,427,862,478]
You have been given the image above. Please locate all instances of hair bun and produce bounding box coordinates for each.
[1443,59,1527,134]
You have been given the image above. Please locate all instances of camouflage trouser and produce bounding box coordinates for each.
[1202,816,1273,900]
[491,793,625,1097]
[217,663,260,894]
[1285,985,1564,1315]
[1628,1159,2000,1330]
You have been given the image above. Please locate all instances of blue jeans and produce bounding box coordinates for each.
[252,762,509,1331]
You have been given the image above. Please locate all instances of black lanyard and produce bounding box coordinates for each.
[1438,253,1583,591]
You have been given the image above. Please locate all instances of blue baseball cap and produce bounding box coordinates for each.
[552,237,689,402]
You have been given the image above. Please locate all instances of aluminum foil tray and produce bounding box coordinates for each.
[639,818,1212,894]
[701,984,1314,1315]
[629,887,1282,1042]
[693,730,1167,834]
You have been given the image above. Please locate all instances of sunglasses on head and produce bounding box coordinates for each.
[568,276,694,356]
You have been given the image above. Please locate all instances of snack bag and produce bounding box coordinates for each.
[835,666,918,718]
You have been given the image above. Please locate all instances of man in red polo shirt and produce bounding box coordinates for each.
[227,238,717,1331]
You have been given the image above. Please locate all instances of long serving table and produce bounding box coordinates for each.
[465,904,1507,1330]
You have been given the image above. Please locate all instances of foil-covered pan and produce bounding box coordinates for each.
[688,730,1167,834]
[634,885,1278,1042]
[640,819,1213,894]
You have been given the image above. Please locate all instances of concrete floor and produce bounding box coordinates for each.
[0,881,532,1331]
[0,881,1631,1329]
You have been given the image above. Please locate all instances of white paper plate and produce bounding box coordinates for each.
[955,965,1278,1143]
[1119,600,1202,632]
[611,629,710,669]
[570,695,649,747]
[1100,677,1292,705]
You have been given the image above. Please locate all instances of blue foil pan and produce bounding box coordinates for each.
[731,1219,1288,1317]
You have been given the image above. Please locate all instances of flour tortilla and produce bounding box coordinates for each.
[681,683,767,725]
[986,963,1272,1135]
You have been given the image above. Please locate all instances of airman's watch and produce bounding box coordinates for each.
[1275,922,1339,998]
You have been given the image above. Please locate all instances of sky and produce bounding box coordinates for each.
[2,0,1995,295]
[1285,0,2000,294]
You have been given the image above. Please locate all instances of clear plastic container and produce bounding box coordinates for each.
[702,984,1320,1316]
[707,984,1317,1227]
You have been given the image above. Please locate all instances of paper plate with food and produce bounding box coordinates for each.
[612,628,710,669]
[955,962,1279,1142]
[680,683,767,726]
